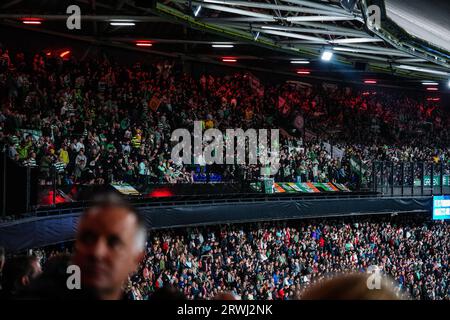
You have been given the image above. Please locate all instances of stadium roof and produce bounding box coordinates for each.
[1,0,449,88]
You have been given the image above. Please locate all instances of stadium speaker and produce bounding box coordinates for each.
[354,62,368,71]
[135,0,157,9]
[340,0,359,12]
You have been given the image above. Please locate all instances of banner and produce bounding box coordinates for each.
[323,143,345,160]
[350,157,367,177]
[149,95,161,112]
[414,175,450,187]
[263,178,275,194]
[111,183,141,196]
[247,73,264,97]
[268,182,351,194]
[21,129,42,141]
[332,146,344,160]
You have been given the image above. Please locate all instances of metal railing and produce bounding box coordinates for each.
[369,161,449,196]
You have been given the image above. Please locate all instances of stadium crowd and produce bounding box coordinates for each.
[1,47,449,190]
[125,214,449,300]
[1,214,448,300]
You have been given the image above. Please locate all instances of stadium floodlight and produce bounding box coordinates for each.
[22,18,42,25]
[421,81,439,86]
[212,44,234,48]
[291,60,310,64]
[136,40,152,47]
[321,50,333,61]
[331,37,382,44]
[194,6,202,17]
[396,65,449,76]
[261,26,283,30]
[222,58,237,62]
[110,20,135,26]
[60,50,71,58]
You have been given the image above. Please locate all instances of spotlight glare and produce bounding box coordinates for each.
[194,5,202,17]
[110,21,135,26]
[321,50,333,61]
[59,50,71,58]
[422,81,439,86]
[212,44,234,48]
[136,41,152,47]
[22,18,42,25]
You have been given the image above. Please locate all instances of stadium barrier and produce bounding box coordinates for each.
[0,196,432,252]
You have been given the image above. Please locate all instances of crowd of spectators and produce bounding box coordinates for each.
[126,214,448,300]
[1,47,449,190]
[3,213,447,300]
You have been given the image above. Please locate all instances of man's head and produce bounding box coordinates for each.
[0,255,42,299]
[72,194,146,300]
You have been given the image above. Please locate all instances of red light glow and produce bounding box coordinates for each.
[136,41,153,47]
[364,80,377,84]
[22,18,42,25]
[222,57,237,62]
[149,188,174,198]
[60,50,71,58]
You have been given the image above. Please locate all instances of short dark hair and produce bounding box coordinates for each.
[151,285,186,301]
[82,192,147,250]
[84,192,145,226]
[1,255,38,299]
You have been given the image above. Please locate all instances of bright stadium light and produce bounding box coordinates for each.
[396,65,449,76]
[194,5,202,17]
[135,40,153,47]
[110,20,135,26]
[422,81,439,86]
[291,60,310,64]
[22,18,42,25]
[59,50,71,58]
[212,44,234,48]
[321,50,333,61]
[136,42,152,47]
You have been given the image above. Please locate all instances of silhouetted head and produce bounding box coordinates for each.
[300,273,400,300]
[1,255,42,299]
[72,194,146,300]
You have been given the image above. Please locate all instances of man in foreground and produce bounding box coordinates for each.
[71,196,147,300]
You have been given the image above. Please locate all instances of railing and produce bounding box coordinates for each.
[2,149,447,220]
[369,161,449,196]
